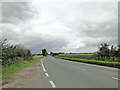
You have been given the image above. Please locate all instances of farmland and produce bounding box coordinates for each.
[54,43,120,68]
[57,53,120,62]
[55,54,120,68]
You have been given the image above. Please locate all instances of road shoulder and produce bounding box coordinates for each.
[2,61,44,88]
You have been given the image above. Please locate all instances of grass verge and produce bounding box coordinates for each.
[2,56,44,79]
[55,56,120,68]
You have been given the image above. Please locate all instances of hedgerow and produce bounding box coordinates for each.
[1,39,32,66]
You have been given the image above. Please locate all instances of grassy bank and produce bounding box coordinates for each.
[55,56,120,68]
[2,56,44,79]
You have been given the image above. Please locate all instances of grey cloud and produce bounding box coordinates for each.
[2,2,36,24]
[22,35,68,54]
[2,2,118,53]
[83,37,117,47]
[3,27,68,53]
[66,13,117,38]
[0,3,2,23]
[67,6,117,49]
[78,20,118,45]
[81,20,117,38]
[1,2,69,54]
[29,38,68,54]
[61,2,118,53]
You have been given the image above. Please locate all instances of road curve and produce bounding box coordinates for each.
[41,56,118,88]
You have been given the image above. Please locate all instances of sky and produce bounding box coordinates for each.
[1,0,119,54]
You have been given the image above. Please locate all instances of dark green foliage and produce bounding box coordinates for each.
[42,49,48,56]
[96,43,120,62]
[117,45,120,57]
[58,52,64,54]
[50,52,53,55]
[1,39,32,66]
[50,52,59,56]
[52,53,59,56]
[97,43,110,57]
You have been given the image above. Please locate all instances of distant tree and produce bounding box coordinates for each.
[50,52,53,55]
[42,49,48,56]
[58,52,64,54]
[97,43,110,57]
[52,53,59,56]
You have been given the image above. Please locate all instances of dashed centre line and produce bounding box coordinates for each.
[41,59,46,72]
[45,73,49,77]
[112,77,120,80]
[41,59,56,88]
[49,81,56,88]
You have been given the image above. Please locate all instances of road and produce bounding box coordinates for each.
[41,56,119,88]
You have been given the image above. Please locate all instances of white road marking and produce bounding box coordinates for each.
[45,73,49,77]
[112,77,120,80]
[49,81,56,88]
[63,60,118,70]
[41,60,46,72]
[70,65,87,71]
[41,59,56,88]
[77,62,118,70]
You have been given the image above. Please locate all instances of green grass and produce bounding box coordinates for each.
[2,56,44,79]
[55,56,120,68]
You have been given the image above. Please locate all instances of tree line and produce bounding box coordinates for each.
[95,43,120,61]
[97,43,120,58]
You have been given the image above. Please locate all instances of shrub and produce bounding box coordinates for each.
[1,39,32,66]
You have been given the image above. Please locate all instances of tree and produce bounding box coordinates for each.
[42,49,48,56]
[117,45,120,57]
[50,52,53,55]
[52,53,59,56]
[97,43,110,57]
[58,52,64,54]
[109,45,117,57]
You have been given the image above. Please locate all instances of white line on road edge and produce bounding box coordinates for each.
[64,60,118,70]
[49,81,56,88]
[45,73,49,77]
[112,77,120,80]
[70,65,87,71]
[41,60,46,72]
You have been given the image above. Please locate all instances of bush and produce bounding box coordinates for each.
[1,39,32,66]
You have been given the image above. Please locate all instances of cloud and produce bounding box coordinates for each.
[62,2,118,52]
[2,2,37,24]
[2,23,69,54]
[1,2,118,53]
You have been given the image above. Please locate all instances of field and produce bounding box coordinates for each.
[55,54,120,68]
[57,53,120,62]
[33,55,44,59]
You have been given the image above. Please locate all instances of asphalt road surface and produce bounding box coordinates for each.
[41,56,119,88]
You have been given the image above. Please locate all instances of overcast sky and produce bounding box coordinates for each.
[1,0,118,54]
